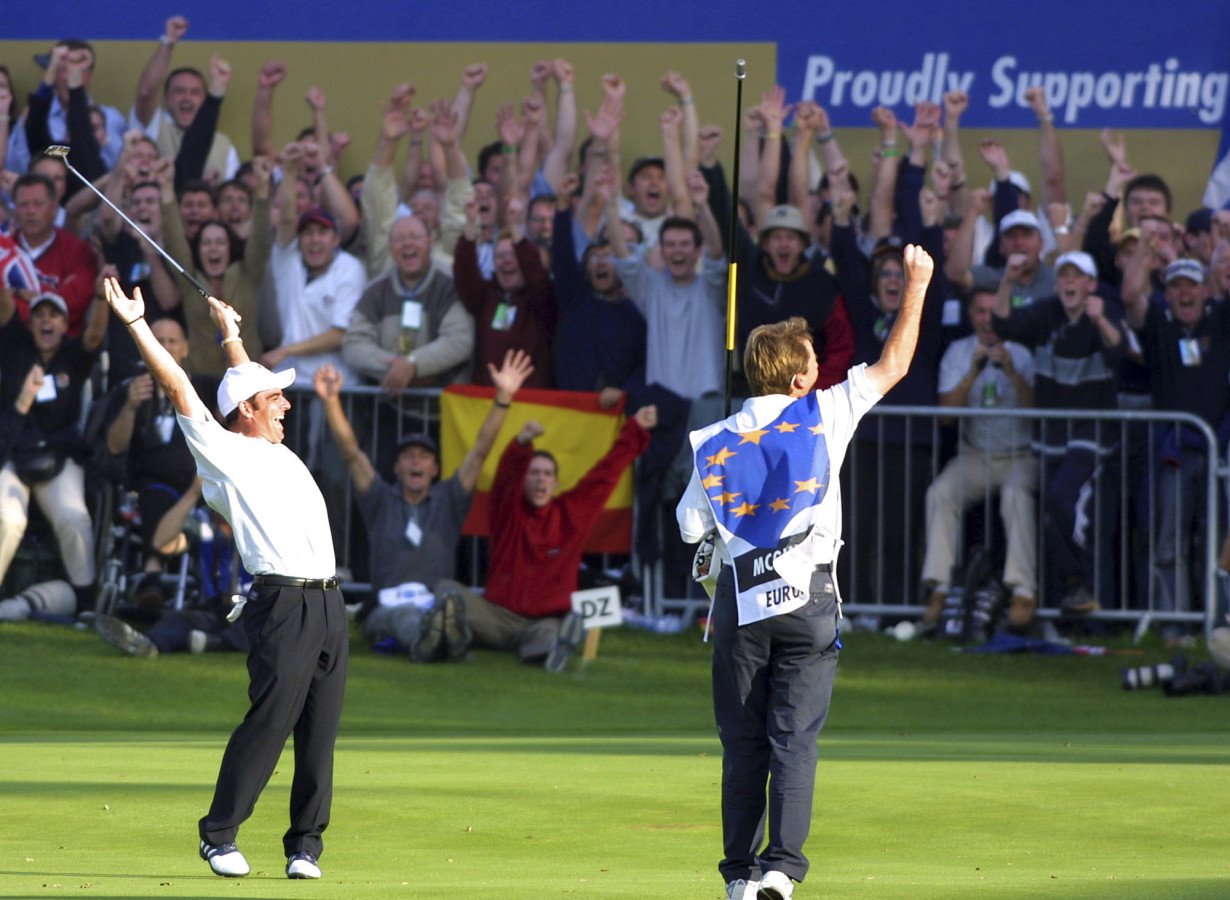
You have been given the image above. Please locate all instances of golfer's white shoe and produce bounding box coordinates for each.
[286,851,322,879]
[199,840,249,877]
[757,869,794,900]
[726,878,760,899]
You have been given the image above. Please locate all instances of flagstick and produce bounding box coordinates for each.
[724,59,747,419]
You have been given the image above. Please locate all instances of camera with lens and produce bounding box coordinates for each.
[1121,655,1185,691]
[1163,661,1228,697]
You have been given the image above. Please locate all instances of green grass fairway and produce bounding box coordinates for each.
[2,621,1228,898]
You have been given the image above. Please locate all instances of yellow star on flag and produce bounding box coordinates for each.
[809,422,825,435]
[731,501,760,517]
[768,497,791,512]
[774,421,799,433]
[700,472,724,490]
[705,446,737,467]
[794,477,824,494]
[738,429,769,445]
[714,491,742,505]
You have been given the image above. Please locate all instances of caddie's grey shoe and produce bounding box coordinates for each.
[286,851,321,879]
[96,614,158,658]
[757,869,794,900]
[199,839,248,877]
[544,611,585,673]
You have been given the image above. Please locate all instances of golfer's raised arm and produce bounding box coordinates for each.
[103,276,207,419]
[865,244,934,396]
[209,295,252,368]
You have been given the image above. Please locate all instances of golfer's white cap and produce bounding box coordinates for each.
[218,361,296,417]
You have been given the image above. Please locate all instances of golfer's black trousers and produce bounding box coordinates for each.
[199,582,349,857]
[711,566,839,884]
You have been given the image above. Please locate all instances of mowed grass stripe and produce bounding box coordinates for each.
[1,622,1228,896]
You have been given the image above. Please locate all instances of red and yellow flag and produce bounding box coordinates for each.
[440,387,634,553]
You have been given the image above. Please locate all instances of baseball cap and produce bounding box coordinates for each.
[296,206,336,234]
[1054,251,1098,279]
[29,292,68,317]
[1113,227,1142,249]
[395,433,439,459]
[759,205,809,239]
[870,235,905,262]
[217,362,296,417]
[1163,258,1206,286]
[1185,208,1213,235]
[627,156,665,182]
[998,210,1041,234]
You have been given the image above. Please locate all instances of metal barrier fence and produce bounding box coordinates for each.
[277,385,1223,639]
[650,404,1223,640]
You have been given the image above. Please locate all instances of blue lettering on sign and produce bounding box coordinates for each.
[7,0,1225,130]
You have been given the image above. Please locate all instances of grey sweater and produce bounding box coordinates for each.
[342,264,474,386]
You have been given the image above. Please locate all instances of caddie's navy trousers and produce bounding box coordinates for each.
[711,566,839,884]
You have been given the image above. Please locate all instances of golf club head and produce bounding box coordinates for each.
[735,59,747,80]
[44,145,71,159]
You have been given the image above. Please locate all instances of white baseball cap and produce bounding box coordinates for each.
[1054,251,1098,279]
[218,362,296,417]
[998,209,1042,234]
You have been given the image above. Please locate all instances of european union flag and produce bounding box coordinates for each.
[696,392,831,550]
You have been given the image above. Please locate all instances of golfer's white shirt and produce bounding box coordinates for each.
[178,411,336,579]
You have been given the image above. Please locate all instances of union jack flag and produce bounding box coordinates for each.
[0,232,40,295]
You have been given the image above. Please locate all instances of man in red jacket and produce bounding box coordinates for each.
[10,174,99,337]
[435,403,657,672]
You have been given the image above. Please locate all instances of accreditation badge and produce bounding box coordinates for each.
[1179,337,1202,367]
[401,299,423,330]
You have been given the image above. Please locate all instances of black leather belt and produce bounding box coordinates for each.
[254,574,340,590]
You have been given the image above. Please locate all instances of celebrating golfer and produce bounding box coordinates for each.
[103,278,346,881]
[676,246,933,900]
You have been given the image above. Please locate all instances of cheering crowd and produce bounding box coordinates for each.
[1,19,1229,648]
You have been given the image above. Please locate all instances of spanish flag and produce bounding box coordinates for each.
[439,386,634,553]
